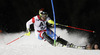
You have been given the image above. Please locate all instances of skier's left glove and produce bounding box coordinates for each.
[51,23,59,27]
[24,28,31,36]
[48,20,59,26]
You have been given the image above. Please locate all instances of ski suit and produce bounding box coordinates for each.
[26,15,56,40]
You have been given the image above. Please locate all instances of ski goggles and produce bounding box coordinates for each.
[40,11,48,17]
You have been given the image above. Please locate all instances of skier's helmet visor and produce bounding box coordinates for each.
[40,12,48,18]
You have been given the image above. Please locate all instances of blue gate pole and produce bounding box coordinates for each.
[51,0,56,46]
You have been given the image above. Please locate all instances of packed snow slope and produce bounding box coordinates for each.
[0,28,100,55]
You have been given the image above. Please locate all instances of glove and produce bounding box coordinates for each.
[24,28,31,36]
[51,23,59,27]
[56,23,59,25]
[25,32,30,36]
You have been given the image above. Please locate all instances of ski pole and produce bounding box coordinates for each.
[6,34,25,45]
[58,24,95,33]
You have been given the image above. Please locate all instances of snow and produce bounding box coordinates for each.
[0,28,100,55]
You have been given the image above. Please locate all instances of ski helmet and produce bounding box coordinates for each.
[39,8,48,18]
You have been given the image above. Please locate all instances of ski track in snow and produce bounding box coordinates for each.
[0,28,100,55]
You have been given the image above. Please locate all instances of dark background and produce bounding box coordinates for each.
[0,0,100,45]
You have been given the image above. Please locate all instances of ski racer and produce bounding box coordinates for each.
[25,8,86,48]
[25,8,59,40]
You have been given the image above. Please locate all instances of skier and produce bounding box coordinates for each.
[25,8,59,40]
[25,8,85,48]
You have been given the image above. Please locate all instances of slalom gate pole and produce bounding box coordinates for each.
[58,24,95,33]
[6,34,25,45]
[51,0,56,46]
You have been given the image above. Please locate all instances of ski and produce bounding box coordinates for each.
[42,32,86,49]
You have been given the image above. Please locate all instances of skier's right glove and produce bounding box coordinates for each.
[24,28,31,36]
